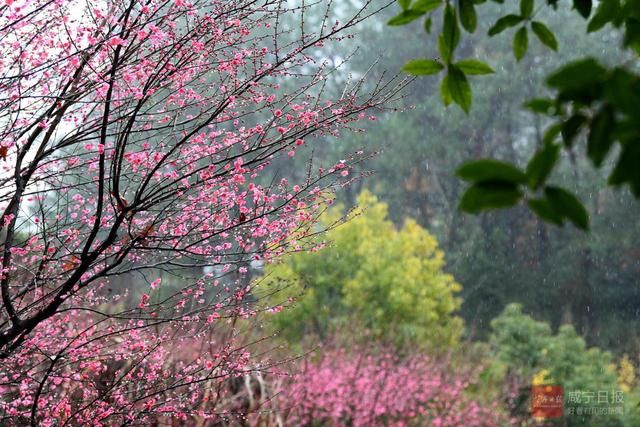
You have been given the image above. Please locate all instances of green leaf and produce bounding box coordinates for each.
[624,17,640,54]
[459,0,478,32]
[625,0,640,20]
[459,182,523,213]
[457,159,528,183]
[488,14,525,36]
[611,120,640,146]
[573,0,592,19]
[526,142,560,190]
[440,74,453,106]
[388,10,425,26]
[513,27,528,61]
[528,198,564,225]
[520,0,534,18]
[546,58,607,91]
[587,105,615,167]
[609,140,640,197]
[447,65,472,113]
[424,16,433,33]
[531,21,558,51]
[402,59,445,75]
[414,0,442,12]
[524,98,556,114]
[545,186,589,230]
[398,0,412,9]
[561,114,587,147]
[543,122,563,145]
[587,0,619,32]
[442,4,460,60]
[438,34,449,61]
[604,68,640,116]
[456,59,494,75]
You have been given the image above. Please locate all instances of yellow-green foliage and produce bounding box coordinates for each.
[259,190,463,348]
[617,354,636,393]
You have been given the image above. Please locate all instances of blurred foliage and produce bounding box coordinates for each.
[491,303,617,390]
[617,354,636,393]
[490,303,627,426]
[490,303,553,375]
[259,190,463,348]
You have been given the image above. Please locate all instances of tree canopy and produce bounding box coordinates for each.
[260,191,464,348]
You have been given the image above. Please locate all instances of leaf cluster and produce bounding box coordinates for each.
[390,0,640,228]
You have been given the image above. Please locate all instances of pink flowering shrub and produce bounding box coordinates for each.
[280,348,509,427]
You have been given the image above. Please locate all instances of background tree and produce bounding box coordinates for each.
[260,190,464,348]
[489,303,624,426]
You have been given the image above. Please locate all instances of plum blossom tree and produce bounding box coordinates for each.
[0,0,404,424]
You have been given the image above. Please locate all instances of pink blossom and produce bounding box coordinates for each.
[138,294,150,308]
[150,278,161,290]
[108,37,126,47]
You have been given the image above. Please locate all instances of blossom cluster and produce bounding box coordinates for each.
[281,348,508,427]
